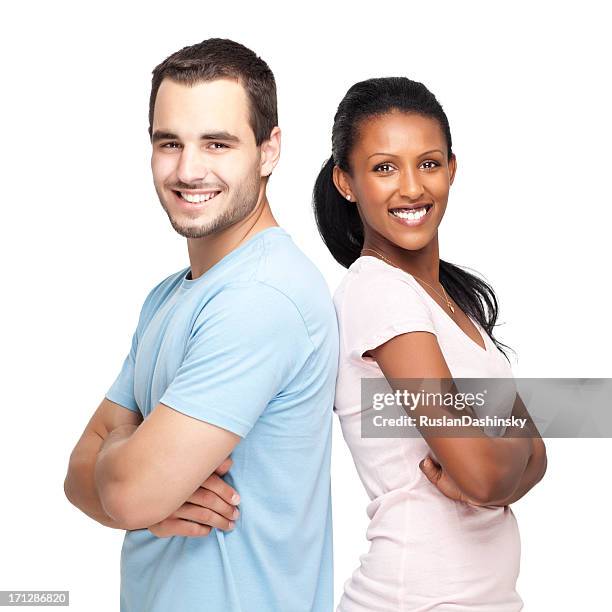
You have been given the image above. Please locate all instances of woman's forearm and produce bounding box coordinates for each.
[484,392,546,505]
[484,437,547,506]
[468,434,533,503]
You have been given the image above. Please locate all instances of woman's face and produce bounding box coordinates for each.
[334,111,456,252]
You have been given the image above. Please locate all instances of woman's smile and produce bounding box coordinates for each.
[388,203,434,227]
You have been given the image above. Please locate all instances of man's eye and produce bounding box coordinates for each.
[374,163,394,173]
[208,142,228,150]
[161,142,180,149]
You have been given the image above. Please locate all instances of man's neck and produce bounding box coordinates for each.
[186,196,279,281]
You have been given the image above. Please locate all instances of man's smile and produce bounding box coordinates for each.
[172,189,223,207]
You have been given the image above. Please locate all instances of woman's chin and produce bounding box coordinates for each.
[384,229,436,252]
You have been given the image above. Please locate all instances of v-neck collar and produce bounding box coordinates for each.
[359,255,489,354]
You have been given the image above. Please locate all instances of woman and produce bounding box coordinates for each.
[313,77,547,611]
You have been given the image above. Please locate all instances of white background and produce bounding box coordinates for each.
[1,1,610,610]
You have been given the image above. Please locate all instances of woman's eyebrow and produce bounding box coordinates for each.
[418,148,444,157]
[367,148,444,160]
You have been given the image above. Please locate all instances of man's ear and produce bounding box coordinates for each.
[332,165,355,202]
[260,126,281,177]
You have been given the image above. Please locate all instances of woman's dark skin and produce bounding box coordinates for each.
[333,110,547,506]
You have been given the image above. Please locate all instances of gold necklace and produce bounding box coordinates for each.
[360,248,455,314]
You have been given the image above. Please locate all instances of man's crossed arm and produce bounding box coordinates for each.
[65,398,241,534]
[94,401,240,530]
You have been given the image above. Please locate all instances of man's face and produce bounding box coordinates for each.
[151,78,263,238]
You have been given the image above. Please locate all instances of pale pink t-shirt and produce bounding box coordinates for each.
[333,256,523,612]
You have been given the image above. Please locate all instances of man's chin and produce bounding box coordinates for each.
[160,188,259,240]
[162,206,215,239]
[169,220,216,239]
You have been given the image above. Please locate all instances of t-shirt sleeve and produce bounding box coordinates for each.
[104,278,166,413]
[105,327,140,412]
[158,282,315,438]
[339,268,437,363]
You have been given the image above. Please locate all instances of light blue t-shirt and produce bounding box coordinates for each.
[105,227,338,612]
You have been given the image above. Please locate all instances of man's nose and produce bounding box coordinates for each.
[399,167,425,200]
[176,146,209,185]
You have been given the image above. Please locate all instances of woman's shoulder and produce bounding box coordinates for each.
[334,256,425,302]
[333,256,435,323]
[332,256,439,362]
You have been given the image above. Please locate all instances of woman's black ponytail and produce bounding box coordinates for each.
[312,77,514,362]
[439,261,514,360]
[313,157,363,269]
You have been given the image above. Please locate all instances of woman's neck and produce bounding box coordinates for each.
[361,234,441,285]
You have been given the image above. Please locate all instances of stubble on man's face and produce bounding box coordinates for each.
[156,159,262,239]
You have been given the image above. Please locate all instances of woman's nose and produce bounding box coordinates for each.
[399,168,425,199]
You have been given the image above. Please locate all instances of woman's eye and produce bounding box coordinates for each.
[421,160,440,169]
[374,163,394,173]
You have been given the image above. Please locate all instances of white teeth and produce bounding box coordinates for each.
[390,206,429,220]
[179,191,219,203]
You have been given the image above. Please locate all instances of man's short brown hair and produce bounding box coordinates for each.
[148,38,277,145]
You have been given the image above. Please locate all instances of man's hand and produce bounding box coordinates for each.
[147,457,240,538]
[419,455,486,506]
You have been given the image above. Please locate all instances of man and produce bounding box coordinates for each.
[64,38,338,612]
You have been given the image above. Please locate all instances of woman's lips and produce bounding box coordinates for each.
[388,204,433,227]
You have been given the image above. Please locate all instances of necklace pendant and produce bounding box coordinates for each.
[448,303,455,313]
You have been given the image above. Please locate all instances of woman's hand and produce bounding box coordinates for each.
[419,455,487,506]
[147,457,240,538]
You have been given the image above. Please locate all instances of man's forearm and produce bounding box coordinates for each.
[64,429,131,530]
[93,425,139,524]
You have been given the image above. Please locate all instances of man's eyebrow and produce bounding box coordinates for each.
[151,130,241,143]
[200,131,241,143]
[367,148,445,160]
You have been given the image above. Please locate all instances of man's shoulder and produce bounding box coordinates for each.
[207,280,309,330]
[140,268,187,314]
[255,229,333,307]
[155,267,189,290]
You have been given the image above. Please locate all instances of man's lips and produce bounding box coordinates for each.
[172,189,222,205]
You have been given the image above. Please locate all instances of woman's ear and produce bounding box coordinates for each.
[448,153,457,185]
[333,165,355,202]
